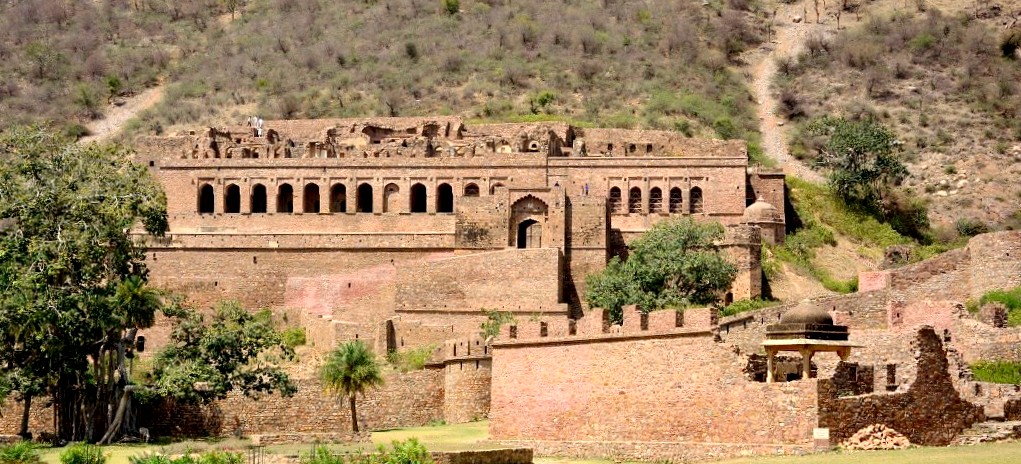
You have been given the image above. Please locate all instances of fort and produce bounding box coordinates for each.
[4,117,1021,462]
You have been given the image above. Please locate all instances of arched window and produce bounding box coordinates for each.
[385,183,401,213]
[410,183,427,213]
[464,183,480,197]
[357,183,373,213]
[330,184,347,213]
[225,184,241,213]
[198,184,214,214]
[490,182,505,195]
[649,187,663,214]
[628,187,642,214]
[669,187,682,213]
[251,184,267,213]
[608,187,622,214]
[277,184,294,213]
[437,183,454,213]
[690,187,703,214]
[303,184,320,213]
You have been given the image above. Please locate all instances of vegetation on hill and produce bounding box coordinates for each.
[0,0,219,137]
[118,0,774,163]
[970,360,1021,385]
[775,6,1021,229]
[586,217,738,323]
[966,286,1021,326]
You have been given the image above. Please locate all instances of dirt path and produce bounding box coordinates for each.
[79,85,164,144]
[747,6,827,184]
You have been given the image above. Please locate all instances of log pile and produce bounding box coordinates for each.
[842,424,911,450]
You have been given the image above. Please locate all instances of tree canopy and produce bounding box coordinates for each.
[585,217,738,323]
[321,341,384,432]
[0,126,167,441]
[150,300,297,404]
[807,116,908,208]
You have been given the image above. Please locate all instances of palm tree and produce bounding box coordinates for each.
[320,340,384,432]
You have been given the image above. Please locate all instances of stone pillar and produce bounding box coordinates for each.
[801,348,813,379]
[295,181,305,214]
[319,181,330,214]
[241,182,251,214]
[213,181,224,214]
[766,348,775,384]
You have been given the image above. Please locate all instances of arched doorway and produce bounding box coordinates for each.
[410,183,426,213]
[509,195,549,248]
[198,184,214,214]
[385,320,397,355]
[357,183,373,213]
[384,183,401,213]
[330,184,346,213]
[303,184,320,213]
[437,183,454,213]
[277,184,294,213]
[517,219,542,249]
[251,184,267,213]
[224,184,241,213]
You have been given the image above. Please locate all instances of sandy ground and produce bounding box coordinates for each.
[80,85,165,144]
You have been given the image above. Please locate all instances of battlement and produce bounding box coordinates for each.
[494,305,718,345]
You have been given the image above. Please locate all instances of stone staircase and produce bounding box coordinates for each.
[952,420,1021,446]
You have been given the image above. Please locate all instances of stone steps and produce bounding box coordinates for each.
[952,420,1021,446]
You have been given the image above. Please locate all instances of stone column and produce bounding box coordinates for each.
[766,348,775,384]
[241,182,251,214]
[801,348,813,379]
[213,181,224,214]
[319,180,330,214]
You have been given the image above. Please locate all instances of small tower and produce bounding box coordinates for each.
[743,197,785,245]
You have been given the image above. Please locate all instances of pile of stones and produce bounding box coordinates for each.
[842,424,911,450]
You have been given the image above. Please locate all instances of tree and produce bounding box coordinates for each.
[149,300,297,404]
[0,126,168,442]
[585,217,738,323]
[320,341,384,432]
[807,116,908,208]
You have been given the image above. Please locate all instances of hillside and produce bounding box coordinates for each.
[772,0,1021,233]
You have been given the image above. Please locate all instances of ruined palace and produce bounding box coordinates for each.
[132,116,786,347]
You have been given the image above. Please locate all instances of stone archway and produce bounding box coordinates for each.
[509,195,549,248]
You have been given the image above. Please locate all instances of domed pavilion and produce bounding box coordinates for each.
[761,300,859,383]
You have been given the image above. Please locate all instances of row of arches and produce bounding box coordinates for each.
[197,181,495,214]
[607,186,703,215]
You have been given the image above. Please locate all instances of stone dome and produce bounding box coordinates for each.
[780,300,834,326]
[744,197,782,223]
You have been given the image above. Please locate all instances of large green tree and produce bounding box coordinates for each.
[585,217,738,323]
[150,300,297,404]
[320,341,384,433]
[0,126,168,442]
[807,116,908,207]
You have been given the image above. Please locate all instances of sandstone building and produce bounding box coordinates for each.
[132,116,786,348]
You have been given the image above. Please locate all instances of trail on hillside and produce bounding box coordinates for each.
[747,6,826,184]
[80,85,165,144]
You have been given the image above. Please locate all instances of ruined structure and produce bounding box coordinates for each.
[131,117,785,350]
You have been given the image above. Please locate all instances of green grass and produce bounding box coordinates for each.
[971,360,1021,384]
[721,298,782,317]
[966,286,1021,326]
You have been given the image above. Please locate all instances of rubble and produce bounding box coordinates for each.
[841,424,911,450]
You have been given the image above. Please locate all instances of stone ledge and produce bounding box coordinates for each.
[431,448,533,464]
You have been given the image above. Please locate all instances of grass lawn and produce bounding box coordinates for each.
[32,421,1021,464]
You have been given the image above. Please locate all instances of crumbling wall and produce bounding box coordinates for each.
[818,327,984,446]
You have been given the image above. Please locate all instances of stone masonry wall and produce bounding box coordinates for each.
[818,327,984,446]
[394,248,564,314]
[141,369,443,438]
[489,327,818,461]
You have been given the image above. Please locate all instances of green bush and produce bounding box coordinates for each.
[60,444,106,464]
[0,442,41,464]
[130,451,242,464]
[299,447,343,464]
[282,327,307,347]
[386,345,437,372]
[971,360,1021,384]
[378,439,432,464]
